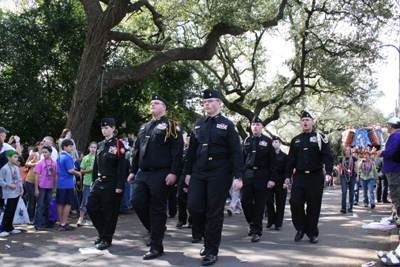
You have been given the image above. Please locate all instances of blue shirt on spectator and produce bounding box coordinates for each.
[56,152,74,189]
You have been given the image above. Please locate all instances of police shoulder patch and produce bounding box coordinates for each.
[120,148,125,154]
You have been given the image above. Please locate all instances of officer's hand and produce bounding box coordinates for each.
[115,189,123,193]
[127,173,135,184]
[165,174,177,186]
[326,175,332,183]
[185,175,191,186]
[267,181,275,188]
[232,179,243,191]
[183,188,188,193]
[285,178,290,185]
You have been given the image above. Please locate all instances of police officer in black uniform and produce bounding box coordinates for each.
[86,118,126,250]
[242,116,277,242]
[266,136,288,230]
[127,93,183,260]
[284,111,333,244]
[186,89,244,266]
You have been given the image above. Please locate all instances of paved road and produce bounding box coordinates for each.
[0,186,396,266]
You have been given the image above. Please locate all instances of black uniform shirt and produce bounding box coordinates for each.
[285,131,333,178]
[242,134,277,182]
[92,136,126,190]
[131,116,183,175]
[186,113,244,179]
[275,150,288,184]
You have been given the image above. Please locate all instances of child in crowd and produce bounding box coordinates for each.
[0,150,24,237]
[56,139,81,231]
[33,145,58,229]
[77,142,96,226]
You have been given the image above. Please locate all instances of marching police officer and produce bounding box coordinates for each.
[185,89,243,266]
[284,111,333,244]
[242,116,277,242]
[266,136,288,230]
[127,93,183,260]
[86,118,126,250]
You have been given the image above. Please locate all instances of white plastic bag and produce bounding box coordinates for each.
[0,197,30,226]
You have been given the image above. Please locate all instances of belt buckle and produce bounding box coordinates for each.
[253,167,258,170]
[305,171,310,174]
[208,157,212,161]
[101,176,106,178]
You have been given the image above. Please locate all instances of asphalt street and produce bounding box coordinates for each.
[0,186,396,267]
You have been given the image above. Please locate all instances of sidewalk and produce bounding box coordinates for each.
[0,186,396,266]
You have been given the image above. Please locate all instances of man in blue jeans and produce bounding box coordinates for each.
[378,117,400,225]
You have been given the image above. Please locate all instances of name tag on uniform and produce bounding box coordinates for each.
[216,123,228,130]
[310,136,317,143]
[195,125,201,129]
[259,141,268,146]
[157,122,167,130]
[140,126,145,130]
[108,146,117,154]
[295,139,300,143]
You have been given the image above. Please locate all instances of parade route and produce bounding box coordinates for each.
[0,186,395,267]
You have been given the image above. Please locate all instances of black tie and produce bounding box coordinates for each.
[198,118,212,166]
[248,136,257,167]
[304,133,310,164]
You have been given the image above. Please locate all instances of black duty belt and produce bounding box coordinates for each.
[96,175,116,182]
[296,169,322,174]
[246,166,268,170]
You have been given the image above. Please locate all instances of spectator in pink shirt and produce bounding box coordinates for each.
[33,145,58,230]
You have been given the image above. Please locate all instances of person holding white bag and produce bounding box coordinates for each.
[0,150,23,237]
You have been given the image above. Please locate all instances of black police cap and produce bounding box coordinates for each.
[251,116,263,124]
[272,135,282,142]
[101,118,116,126]
[203,89,221,99]
[152,93,168,106]
[301,111,313,120]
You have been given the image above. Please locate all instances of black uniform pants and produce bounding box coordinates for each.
[1,196,19,232]
[177,185,193,225]
[289,170,324,238]
[168,186,177,217]
[86,181,123,243]
[130,168,172,251]
[266,183,287,228]
[242,170,268,235]
[187,161,232,256]
[377,174,389,202]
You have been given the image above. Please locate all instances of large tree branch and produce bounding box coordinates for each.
[108,31,171,50]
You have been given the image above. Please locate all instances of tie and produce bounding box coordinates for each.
[197,118,212,167]
[303,133,310,164]
[248,136,257,167]
[142,120,157,157]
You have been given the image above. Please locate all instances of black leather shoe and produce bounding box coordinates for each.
[266,223,273,228]
[294,230,304,242]
[371,204,375,209]
[202,254,218,266]
[251,234,260,242]
[143,248,164,260]
[200,246,206,257]
[192,238,202,243]
[94,237,101,245]
[310,236,318,244]
[96,241,111,250]
[340,209,346,213]
[146,237,152,247]
[275,226,281,230]
[227,209,232,216]
[176,221,184,227]
[247,228,253,236]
